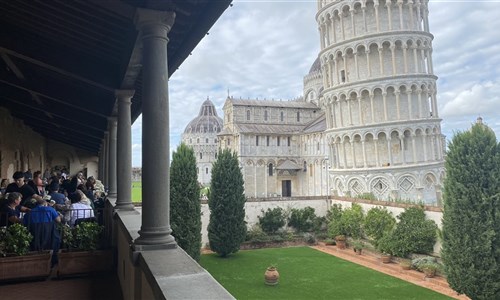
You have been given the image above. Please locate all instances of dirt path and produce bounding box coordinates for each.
[312,244,470,300]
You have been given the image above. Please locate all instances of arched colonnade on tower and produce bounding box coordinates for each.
[317,0,430,47]
[327,124,443,169]
[320,36,434,88]
[323,81,438,128]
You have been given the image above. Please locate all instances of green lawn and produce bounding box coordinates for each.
[200,247,451,300]
[132,181,141,202]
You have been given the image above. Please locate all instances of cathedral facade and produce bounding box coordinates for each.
[185,0,445,204]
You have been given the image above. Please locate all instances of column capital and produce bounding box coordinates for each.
[115,89,135,100]
[135,8,176,33]
[107,116,118,124]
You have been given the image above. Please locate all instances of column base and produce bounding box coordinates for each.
[114,203,135,211]
[134,229,176,248]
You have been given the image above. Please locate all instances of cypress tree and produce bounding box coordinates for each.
[170,143,201,261]
[442,122,500,300]
[208,149,246,257]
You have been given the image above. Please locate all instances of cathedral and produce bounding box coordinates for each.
[183,0,445,204]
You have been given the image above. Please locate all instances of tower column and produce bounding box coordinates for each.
[416,88,423,118]
[406,91,413,119]
[374,1,380,32]
[398,0,404,29]
[354,51,359,79]
[403,44,408,73]
[339,11,345,40]
[350,9,356,36]
[387,137,393,166]
[401,135,407,165]
[357,96,363,125]
[390,44,396,75]
[408,0,415,30]
[374,138,380,166]
[362,6,367,33]
[395,91,401,120]
[350,142,356,169]
[347,98,353,125]
[386,0,392,31]
[378,46,384,75]
[361,140,367,168]
[366,49,372,77]
[370,94,375,123]
[332,16,337,43]
[382,92,388,121]
[412,133,417,163]
[134,8,176,247]
[342,141,348,168]
[338,100,344,127]
[423,133,428,161]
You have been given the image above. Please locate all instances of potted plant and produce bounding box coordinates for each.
[352,240,364,255]
[57,222,113,277]
[400,259,412,270]
[324,238,336,246]
[0,224,52,282]
[420,262,439,278]
[335,235,346,249]
[377,234,393,264]
[264,264,279,286]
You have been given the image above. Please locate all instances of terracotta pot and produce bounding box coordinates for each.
[381,254,392,264]
[264,267,279,286]
[423,268,436,278]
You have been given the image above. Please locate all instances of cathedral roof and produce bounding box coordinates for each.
[184,98,223,134]
[233,123,305,134]
[308,57,321,74]
[302,113,326,133]
[227,98,317,109]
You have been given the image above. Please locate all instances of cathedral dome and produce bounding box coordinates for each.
[308,57,321,74]
[184,98,223,134]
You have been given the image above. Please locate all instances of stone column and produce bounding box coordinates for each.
[374,1,380,32]
[403,44,408,73]
[386,0,392,31]
[115,89,135,210]
[350,9,356,36]
[339,11,345,40]
[350,142,356,169]
[361,140,367,168]
[357,96,363,125]
[412,133,417,163]
[398,0,404,29]
[370,94,375,123]
[98,147,103,182]
[108,117,118,197]
[406,91,413,119]
[362,6,367,33]
[103,132,109,186]
[387,138,393,165]
[332,16,337,43]
[408,0,415,30]
[366,49,371,77]
[378,46,384,75]
[338,100,344,127]
[374,138,380,166]
[382,92,388,121]
[134,8,176,248]
[354,51,359,79]
[395,91,401,120]
[417,88,423,118]
[390,45,396,75]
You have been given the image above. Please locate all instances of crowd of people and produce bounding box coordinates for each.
[0,169,107,232]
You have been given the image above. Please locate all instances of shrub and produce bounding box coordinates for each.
[327,204,343,237]
[74,222,103,251]
[356,193,377,201]
[442,122,500,299]
[258,207,286,234]
[340,203,364,238]
[208,149,246,257]
[288,207,318,232]
[364,207,396,246]
[4,223,33,256]
[390,206,438,257]
[170,143,202,261]
[377,233,395,255]
[302,233,317,244]
[411,256,438,271]
[245,225,270,243]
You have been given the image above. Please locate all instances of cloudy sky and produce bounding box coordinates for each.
[131,0,500,167]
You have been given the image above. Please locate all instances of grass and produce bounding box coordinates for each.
[132,181,141,202]
[200,247,451,300]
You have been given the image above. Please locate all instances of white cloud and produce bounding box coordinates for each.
[131,1,500,166]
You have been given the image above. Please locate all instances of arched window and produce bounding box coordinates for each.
[206,138,209,143]
[256,136,259,146]
[280,111,284,122]
[266,136,270,146]
[264,110,268,121]
[199,153,203,159]
[287,136,291,146]
[277,136,280,146]
[215,152,217,159]
[296,112,300,122]
[197,138,200,143]
[205,168,209,174]
[303,161,307,172]
[246,110,250,120]
[268,163,273,176]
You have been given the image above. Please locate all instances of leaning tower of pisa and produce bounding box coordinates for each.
[317,0,445,204]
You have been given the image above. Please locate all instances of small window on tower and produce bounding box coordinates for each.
[296,112,300,122]
[266,136,270,146]
[277,136,280,146]
[200,153,203,159]
[340,70,346,83]
[246,110,250,121]
[206,138,209,143]
[280,111,284,122]
[206,168,208,174]
[264,110,268,121]
[287,136,291,146]
[256,136,259,146]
